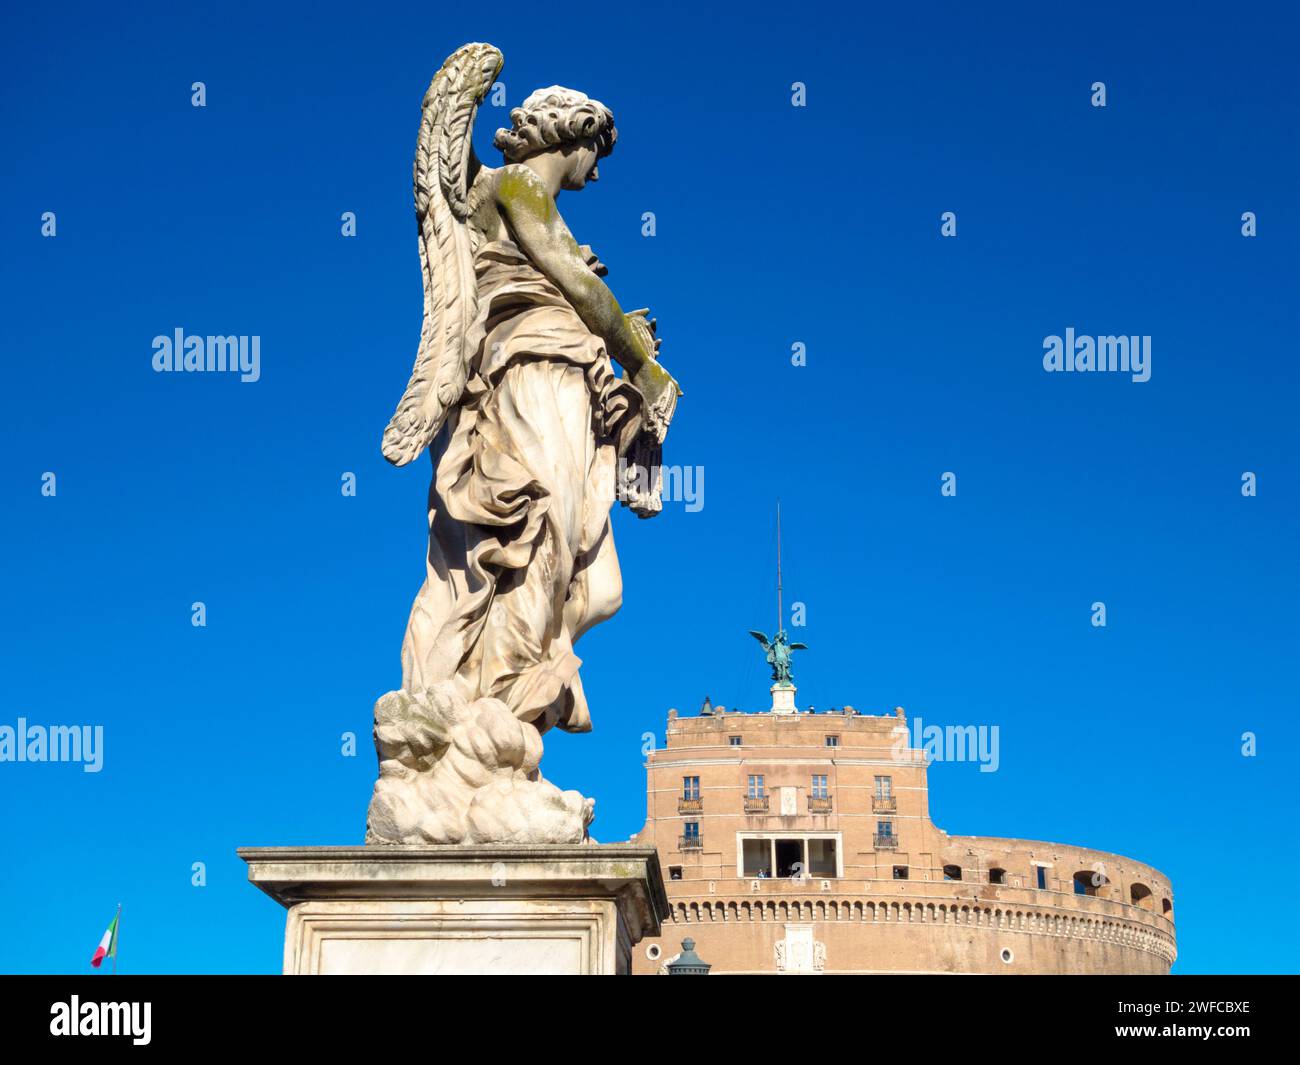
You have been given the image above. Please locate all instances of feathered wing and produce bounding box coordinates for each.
[381,43,504,466]
[748,630,772,652]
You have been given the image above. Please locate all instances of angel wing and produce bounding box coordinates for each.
[790,642,808,651]
[748,630,772,652]
[381,42,504,467]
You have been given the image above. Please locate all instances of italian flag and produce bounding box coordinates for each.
[91,909,119,969]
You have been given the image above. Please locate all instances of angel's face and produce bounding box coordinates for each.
[560,141,601,191]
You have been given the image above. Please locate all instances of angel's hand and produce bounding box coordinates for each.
[625,307,663,357]
[631,359,681,444]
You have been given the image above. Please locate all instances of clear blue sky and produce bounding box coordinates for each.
[2,0,1296,974]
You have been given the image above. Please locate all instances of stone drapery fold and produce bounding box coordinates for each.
[399,240,643,735]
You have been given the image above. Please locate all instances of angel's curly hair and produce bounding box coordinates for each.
[494,86,617,163]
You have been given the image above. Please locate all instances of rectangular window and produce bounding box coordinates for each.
[683,821,700,840]
[682,776,700,799]
[774,838,803,878]
[877,821,893,838]
[747,774,765,798]
[811,774,828,798]
[729,736,742,747]
[1036,866,1047,890]
[808,838,837,877]
[741,838,770,877]
[874,775,892,799]
[893,865,909,880]
[825,735,839,747]
[669,866,683,881]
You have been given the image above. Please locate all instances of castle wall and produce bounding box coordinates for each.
[630,706,1175,974]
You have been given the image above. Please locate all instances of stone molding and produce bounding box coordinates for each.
[663,894,1177,967]
[238,844,670,974]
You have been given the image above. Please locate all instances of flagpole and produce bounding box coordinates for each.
[776,500,783,634]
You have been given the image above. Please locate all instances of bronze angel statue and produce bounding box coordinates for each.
[749,629,807,688]
[365,43,681,846]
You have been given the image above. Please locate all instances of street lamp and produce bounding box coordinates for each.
[665,938,711,975]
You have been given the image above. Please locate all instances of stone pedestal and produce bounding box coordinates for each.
[770,683,797,713]
[237,844,668,975]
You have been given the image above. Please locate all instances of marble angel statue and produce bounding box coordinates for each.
[365,42,681,846]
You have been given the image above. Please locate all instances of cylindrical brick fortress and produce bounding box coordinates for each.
[631,705,1175,974]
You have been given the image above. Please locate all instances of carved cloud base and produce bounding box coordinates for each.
[237,845,668,975]
[364,684,595,845]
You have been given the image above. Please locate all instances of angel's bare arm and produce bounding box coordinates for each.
[496,165,651,375]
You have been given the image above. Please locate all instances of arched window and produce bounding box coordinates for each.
[1073,870,1108,897]
[1130,883,1153,910]
[1162,898,1173,917]
[988,867,1006,885]
[943,864,962,881]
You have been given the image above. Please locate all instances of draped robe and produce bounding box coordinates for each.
[399,239,643,735]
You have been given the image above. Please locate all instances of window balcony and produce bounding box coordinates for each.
[678,835,703,851]
[743,795,770,813]
[677,797,703,814]
[872,796,896,812]
[873,833,898,850]
[808,796,833,813]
